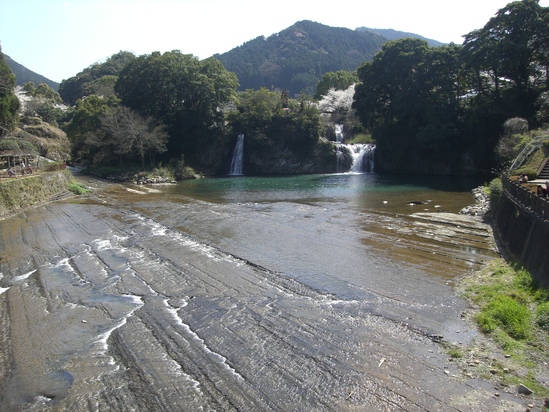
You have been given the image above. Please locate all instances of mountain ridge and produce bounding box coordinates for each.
[214,20,444,95]
[214,20,386,95]
[5,21,444,97]
[355,27,445,47]
[4,54,59,91]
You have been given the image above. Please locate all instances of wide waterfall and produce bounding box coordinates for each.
[348,143,375,173]
[229,134,244,175]
[334,124,375,173]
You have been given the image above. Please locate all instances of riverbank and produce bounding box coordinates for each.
[0,170,74,218]
[453,258,549,408]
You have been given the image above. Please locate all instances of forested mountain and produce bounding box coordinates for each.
[10,21,442,100]
[356,27,445,47]
[214,20,386,95]
[4,54,59,91]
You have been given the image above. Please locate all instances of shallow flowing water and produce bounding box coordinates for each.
[0,173,526,410]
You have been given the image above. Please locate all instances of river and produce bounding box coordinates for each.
[0,173,528,410]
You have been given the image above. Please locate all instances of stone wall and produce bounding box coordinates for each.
[492,176,549,288]
[0,170,73,218]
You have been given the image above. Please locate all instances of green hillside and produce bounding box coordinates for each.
[214,20,386,95]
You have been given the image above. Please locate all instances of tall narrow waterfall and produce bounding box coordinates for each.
[334,124,344,143]
[229,134,244,175]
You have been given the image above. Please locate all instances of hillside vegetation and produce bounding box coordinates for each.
[1,1,548,179]
[356,27,445,47]
[214,20,385,95]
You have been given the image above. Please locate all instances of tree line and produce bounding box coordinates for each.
[353,0,549,174]
[1,0,548,177]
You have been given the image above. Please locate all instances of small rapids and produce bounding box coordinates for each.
[0,174,525,411]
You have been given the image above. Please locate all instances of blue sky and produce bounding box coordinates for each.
[2,0,548,83]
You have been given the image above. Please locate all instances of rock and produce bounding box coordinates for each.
[135,175,177,185]
[518,383,533,395]
[460,186,490,216]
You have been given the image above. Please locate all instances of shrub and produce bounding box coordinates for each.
[347,133,375,144]
[477,295,531,340]
[514,167,537,180]
[170,157,198,180]
[488,178,503,211]
[67,182,89,195]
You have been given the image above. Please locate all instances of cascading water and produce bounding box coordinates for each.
[333,124,375,173]
[229,134,244,175]
[334,124,344,143]
[348,144,375,173]
[334,124,345,172]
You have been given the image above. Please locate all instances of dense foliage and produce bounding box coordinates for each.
[64,94,119,161]
[226,88,333,174]
[214,21,385,96]
[355,27,444,47]
[353,0,549,174]
[20,82,66,126]
[59,51,136,105]
[314,70,358,100]
[86,106,168,168]
[228,88,322,153]
[0,47,20,137]
[115,51,239,164]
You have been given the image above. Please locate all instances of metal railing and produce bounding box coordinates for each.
[508,134,549,173]
[1,161,66,179]
[501,174,549,220]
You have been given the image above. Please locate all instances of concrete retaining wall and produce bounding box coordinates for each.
[492,179,549,288]
[0,170,73,218]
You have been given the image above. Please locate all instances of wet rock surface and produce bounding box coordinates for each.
[0,177,532,411]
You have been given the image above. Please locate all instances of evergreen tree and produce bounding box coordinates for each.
[115,51,238,163]
[0,45,20,137]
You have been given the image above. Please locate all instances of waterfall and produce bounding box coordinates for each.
[335,143,375,173]
[332,123,375,173]
[229,134,244,175]
[349,144,375,173]
[334,124,344,172]
[334,124,344,143]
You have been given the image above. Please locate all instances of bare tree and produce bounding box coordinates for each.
[96,106,168,168]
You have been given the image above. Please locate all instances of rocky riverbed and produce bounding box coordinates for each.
[0,175,539,411]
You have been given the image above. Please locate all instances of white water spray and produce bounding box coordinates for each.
[348,144,375,173]
[334,124,344,143]
[333,124,375,173]
[229,134,244,176]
